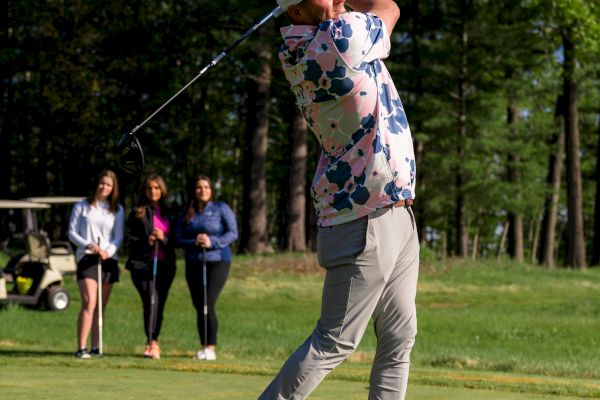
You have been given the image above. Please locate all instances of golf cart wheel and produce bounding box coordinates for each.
[46,286,70,311]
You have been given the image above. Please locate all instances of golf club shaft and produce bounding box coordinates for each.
[130,6,283,135]
[97,237,103,356]
[202,247,208,347]
[149,241,159,344]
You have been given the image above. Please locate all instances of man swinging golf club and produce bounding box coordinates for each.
[114,2,416,395]
[259,0,419,399]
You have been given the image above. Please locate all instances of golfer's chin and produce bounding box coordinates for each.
[302,4,347,25]
[326,5,348,21]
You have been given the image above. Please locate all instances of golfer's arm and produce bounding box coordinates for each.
[345,0,400,34]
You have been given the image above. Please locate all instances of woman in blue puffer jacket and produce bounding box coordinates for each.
[175,175,238,361]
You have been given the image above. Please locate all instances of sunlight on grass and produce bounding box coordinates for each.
[1,254,600,398]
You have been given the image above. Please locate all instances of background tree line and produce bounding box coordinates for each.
[1,0,599,267]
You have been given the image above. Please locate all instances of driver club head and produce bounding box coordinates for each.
[117,132,145,175]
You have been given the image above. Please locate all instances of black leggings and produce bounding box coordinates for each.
[185,261,230,346]
[130,261,176,342]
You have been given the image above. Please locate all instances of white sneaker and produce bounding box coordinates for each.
[195,348,216,360]
[204,349,216,360]
[75,349,91,359]
[195,349,205,360]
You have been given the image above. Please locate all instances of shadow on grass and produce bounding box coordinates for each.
[0,349,73,357]
[0,349,135,358]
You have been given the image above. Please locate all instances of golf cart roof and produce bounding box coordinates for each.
[26,197,84,204]
[0,200,51,209]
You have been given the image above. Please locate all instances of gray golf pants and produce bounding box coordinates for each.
[259,205,419,400]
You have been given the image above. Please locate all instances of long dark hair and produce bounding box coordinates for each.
[88,169,120,213]
[135,174,169,219]
[184,175,213,223]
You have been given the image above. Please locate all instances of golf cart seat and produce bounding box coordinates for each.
[49,241,75,255]
[24,231,77,274]
[25,231,51,262]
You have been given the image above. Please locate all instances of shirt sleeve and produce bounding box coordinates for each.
[330,12,390,69]
[67,201,88,249]
[175,214,197,249]
[209,203,238,250]
[106,206,124,258]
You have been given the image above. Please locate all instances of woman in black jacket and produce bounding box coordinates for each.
[125,174,176,359]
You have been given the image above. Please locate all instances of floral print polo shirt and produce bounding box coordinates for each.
[279,11,416,227]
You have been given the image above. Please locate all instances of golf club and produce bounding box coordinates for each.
[147,241,159,357]
[97,237,103,357]
[117,6,284,174]
[202,247,208,353]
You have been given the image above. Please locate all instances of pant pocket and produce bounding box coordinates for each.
[317,216,368,268]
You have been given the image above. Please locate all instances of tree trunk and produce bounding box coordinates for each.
[471,228,479,260]
[507,212,524,262]
[471,209,483,259]
[538,96,565,268]
[531,214,542,264]
[593,120,600,266]
[506,98,524,262]
[562,27,586,269]
[240,40,272,254]
[286,109,307,251]
[497,221,510,260]
[455,0,469,257]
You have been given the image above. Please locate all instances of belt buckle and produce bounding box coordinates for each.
[395,199,413,208]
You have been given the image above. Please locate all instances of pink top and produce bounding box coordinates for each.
[153,205,170,261]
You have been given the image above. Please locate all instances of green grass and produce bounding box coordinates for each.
[0,363,592,400]
[415,259,600,378]
[1,252,600,398]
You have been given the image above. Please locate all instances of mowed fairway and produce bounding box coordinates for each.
[1,253,599,399]
[0,363,591,400]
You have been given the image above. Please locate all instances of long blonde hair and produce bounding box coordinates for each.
[88,169,120,213]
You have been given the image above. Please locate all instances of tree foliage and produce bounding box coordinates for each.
[2,0,598,264]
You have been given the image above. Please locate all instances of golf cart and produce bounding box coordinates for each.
[25,196,84,275]
[0,200,72,311]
